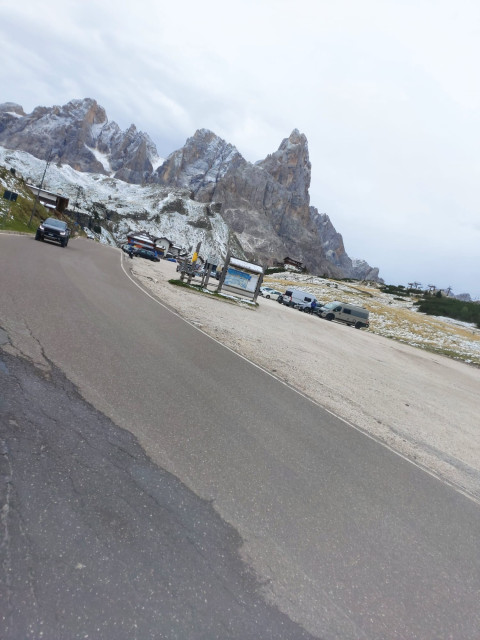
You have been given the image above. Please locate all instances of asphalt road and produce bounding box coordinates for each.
[1,234,480,639]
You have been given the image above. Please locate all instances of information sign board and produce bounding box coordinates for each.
[224,267,259,293]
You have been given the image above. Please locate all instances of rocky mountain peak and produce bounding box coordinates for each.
[256,129,311,202]
[52,97,107,125]
[0,97,159,182]
[154,128,244,194]
[150,125,377,279]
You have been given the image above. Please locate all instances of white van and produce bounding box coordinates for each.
[281,288,318,311]
[317,301,370,329]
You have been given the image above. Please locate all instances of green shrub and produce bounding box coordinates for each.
[380,284,410,297]
[414,296,480,328]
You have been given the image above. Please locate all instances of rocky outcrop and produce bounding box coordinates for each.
[0,102,26,117]
[155,128,352,276]
[308,208,381,280]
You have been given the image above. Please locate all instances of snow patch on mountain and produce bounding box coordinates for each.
[85,145,113,174]
[151,155,165,171]
[0,146,231,258]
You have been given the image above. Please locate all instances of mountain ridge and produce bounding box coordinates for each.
[0,98,381,281]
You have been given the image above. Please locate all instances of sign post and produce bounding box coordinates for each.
[201,254,219,288]
[186,241,202,284]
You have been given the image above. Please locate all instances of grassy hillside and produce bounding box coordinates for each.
[0,165,50,231]
[0,164,82,236]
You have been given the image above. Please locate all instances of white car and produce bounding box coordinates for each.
[261,288,283,300]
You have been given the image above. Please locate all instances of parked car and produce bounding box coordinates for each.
[281,288,318,310]
[316,301,370,329]
[35,217,71,247]
[121,243,133,253]
[133,248,160,262]
[260,286,275,295]
[312,304,325,317]
[261,289,283,300]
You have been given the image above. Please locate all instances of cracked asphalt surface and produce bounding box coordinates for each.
[0,349,315,640]
[2,234,480,639]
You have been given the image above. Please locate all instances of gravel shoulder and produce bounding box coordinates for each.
[129,257,480,502]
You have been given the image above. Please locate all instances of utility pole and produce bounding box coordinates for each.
[28,149,53,227]
[72,184,82,223]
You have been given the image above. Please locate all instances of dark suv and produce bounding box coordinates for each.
[35,217,71,247]
[133,248,160,262]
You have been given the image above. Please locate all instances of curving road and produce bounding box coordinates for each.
[1,234,480,639]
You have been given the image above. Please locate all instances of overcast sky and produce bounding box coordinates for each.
[2,0,479,296]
